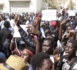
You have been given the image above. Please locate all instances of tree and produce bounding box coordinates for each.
[43,0,60,9]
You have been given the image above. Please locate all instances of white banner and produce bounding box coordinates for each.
[13,25,28,37]
[68,10,76,16]
[42,10,57,21]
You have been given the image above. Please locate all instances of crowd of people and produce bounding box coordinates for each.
[0,8,77,70]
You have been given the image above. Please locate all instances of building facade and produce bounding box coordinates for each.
[0,0,43,14]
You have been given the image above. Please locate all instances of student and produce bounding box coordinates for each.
[21,47,35,63]
[31,52,54,70]
[0,52,6,63]
[58,40,77,70]
[42,38,54,55]
[0,21,12,58]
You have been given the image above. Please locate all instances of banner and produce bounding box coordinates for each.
[13,25,28,37]
[68,10,76,16]
[42,10,57,21]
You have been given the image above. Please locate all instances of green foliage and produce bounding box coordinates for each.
[50,3,59,9]
[43,0,60,9]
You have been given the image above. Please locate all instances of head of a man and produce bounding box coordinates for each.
[42,38,54,55]
[4,21,10,28]
[31,52,54,70]
[64,40,77,58]
[21,47,35,63]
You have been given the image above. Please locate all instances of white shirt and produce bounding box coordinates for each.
[10,19,15,29]
[26,20,29,25]
[72,64,77,70]
[0,20,5,29]
[62,62,70,70]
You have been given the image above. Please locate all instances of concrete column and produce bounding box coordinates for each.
[0,0,9,13]
[3,0,10,13]
[37,0,43,12]
[76,0,77,11]
[29,0,43,13]
[29,0,37,13]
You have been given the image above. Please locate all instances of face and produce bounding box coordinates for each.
[21,50,31,62]
[64,42,76,57]
[45,29,50,37]
[42,40,52,53]
[39,59,54,70]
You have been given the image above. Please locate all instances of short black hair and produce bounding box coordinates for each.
[4,21,10,28]
[10,15,14,19]
[43,38,54,55]
[68,40,77,49]
[43,38,54,47]
[31,52,50,70]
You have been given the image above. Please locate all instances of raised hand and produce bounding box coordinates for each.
[60,18,70,25]
[53,48,61,63]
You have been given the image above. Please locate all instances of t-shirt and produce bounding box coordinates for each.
[62,62,70,70]
[72,64,77,70]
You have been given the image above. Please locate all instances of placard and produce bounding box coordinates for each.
[13,25,28,37]
[68,10,76,16]
[42,10,57,21]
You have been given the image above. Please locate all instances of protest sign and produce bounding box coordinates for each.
[68,10,76,16]
[13,25,28,37]
[42,10,57,21]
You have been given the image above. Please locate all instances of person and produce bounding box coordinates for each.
[0,15,6,30]
[10,16,37,52]
[70,58,77,70]
[26,23,58,64]
[10,14,15,30]
[50,21,59,42]
[21,47,35,63]
[62,25,73,45]
[44,28,53,38]
[10,37,35,64]
[0,52,6,63]
[62,40,77,70]
[0,21,12,58]
[31,52,54,70]
[57,40,77,70]
[16,20,36,49]
[42,38,54,55]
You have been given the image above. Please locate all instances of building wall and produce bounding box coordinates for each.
[29,0,37,13]
[0,0,43,13]
[0,0,9,13]
[37,0,43,12]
